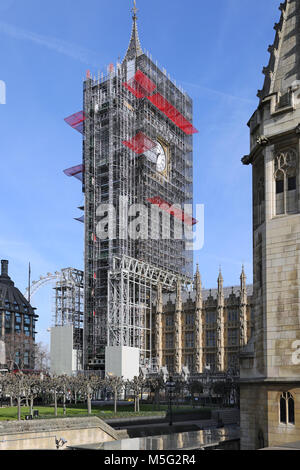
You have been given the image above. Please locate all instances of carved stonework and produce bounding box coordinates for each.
[155,283,163,369]
[217,270,225,371]
[174,279,182,374]
[239,267,248,348]
[256,136,269,146]
[194,266,203,373]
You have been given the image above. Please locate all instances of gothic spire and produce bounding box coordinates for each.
[176,278,182,310]
[195,265,202,306]
[218,267,223,289]
[240,265,246,285]
[194,264,201,288]
[258,0,300,101]
[124,0,143,62]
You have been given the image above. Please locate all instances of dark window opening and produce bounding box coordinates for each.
[288,396,295,424]
[280,392,295,425]
[276,180,284,194]
[288,176,296,191]
[280,397,287,423]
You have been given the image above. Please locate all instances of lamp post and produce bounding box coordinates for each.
[166,376,176,426]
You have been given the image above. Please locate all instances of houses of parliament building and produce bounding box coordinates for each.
[153,266,253,376]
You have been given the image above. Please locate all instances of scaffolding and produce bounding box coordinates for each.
[74,13,196,369]
[52,268,84,355]
[107,255,191,366]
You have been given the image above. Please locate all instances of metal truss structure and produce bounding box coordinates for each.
[53,269,84,327]
[107,255,191,366]
[25,268,84,354]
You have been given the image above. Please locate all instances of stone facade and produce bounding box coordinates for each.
[0,417,118,451]
[153,266,253,375]
[0,260,37,370]
[241,0,300,450]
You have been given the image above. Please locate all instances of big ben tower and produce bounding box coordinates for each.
[241,0,300,450]
[77,3,197,373]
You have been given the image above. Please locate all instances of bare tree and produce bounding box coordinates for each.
[106,375,124,414]
[147,376,165,410]
[23,374,42,416]
[130,375,146,413]
[34,343,50,373]
[49,376,65,417]
[84,375,100,415]
[4,373,25,421]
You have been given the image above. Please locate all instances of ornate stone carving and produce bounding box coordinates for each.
[174,279,182,374]
[242,155,251,165]
[155,283,163,368]
[256,136,269,146]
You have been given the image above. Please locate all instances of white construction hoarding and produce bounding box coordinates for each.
[105,346,139,380]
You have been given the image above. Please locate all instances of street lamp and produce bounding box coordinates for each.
[166,376,176,426]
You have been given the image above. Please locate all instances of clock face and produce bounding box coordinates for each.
[154,142,167,173]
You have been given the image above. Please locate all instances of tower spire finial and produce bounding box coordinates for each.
[124,0,143,62]
[132,0,138,19]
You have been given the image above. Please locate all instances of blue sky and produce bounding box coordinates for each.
[0,0,279,346]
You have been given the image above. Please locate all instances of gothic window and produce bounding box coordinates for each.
[166,315,174,328]
[185,313,194,326]
[206,311,216,324]
[185,332,194,348]
[280,392,295,425]
[206,330,216,348]
[165,355,174,373]
[228,311,238,323]
[228,329,238,346]
[274,150,297,215]
[185,354,194,372]
[165,333,174,349]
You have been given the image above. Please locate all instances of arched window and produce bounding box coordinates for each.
[280,392,295,425]
[275,150,297,215]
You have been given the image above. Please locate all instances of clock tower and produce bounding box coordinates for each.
[82,3,197,370]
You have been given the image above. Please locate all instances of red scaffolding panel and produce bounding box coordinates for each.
[122,132,156,155]
[147,93,198,135]
[63,164,84,182]
[64,111,85,134]
[147,197,198,226]
[123,70,156,99]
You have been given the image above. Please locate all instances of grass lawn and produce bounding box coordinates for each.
[0,404,210,421]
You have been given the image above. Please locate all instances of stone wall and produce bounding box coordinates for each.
[240,383,300,450]
[0,416,118,450]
